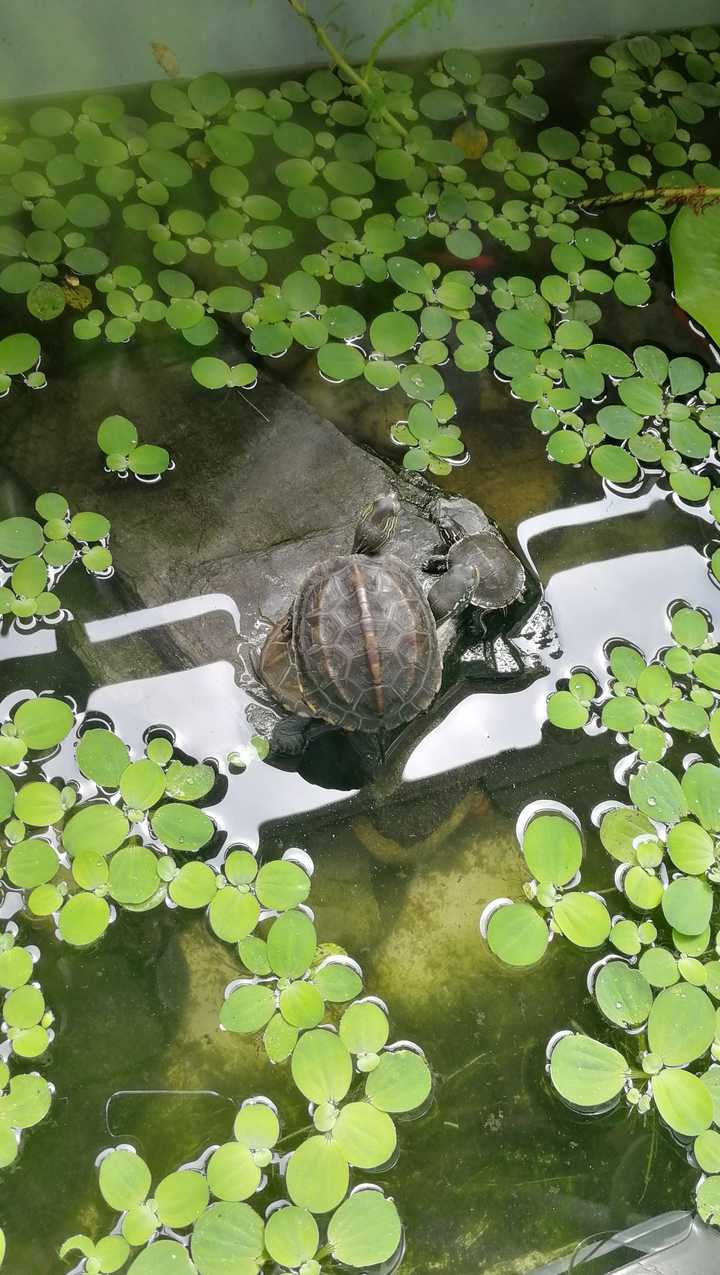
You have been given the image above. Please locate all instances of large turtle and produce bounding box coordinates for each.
[258,492,468,733]
[424,497,526,621]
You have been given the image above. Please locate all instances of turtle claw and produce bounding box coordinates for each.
[423,553,449,574]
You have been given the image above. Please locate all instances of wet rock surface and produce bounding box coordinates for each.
[1,338,550,772]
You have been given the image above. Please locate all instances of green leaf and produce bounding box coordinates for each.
[552,892,611,947]
[601,800,657,861]
[332,1101,396,1167]
[339,1002,389,1056]
[697,1174,720,1225]
[590,444,639,484]
[267,909,317,979]
[594,961,653,1027]
[14,781,63,827]
[264,1012,299,1063]
[209,888,259,943]
[681,763,720,831]
[99,1149,151,1211]
[97,414,138,455]
[316,342,365,382]
[285,1135,349,1214]
[0,517,44,560]
[670,204,720,345]
[314,960,363,1003]
[0,333,40,375]
[547,690,589,729]
[648,983,716,1064]
[522,813,582,885]
[63,803,129,856]
[220,983,275,1034]
[13,697,73,749]
[328,1190,402,1267]
[6,837,58,888]
[666,821,714,874]
[255,860,310,911]
[108,845,160,906]
[120,759,166,810]
[669,356,705,396]
[291,1029,352,1104]
[369,312,418,357]
[128,1241,196,1273]
[76,729,130,789]
[151,803,214,852]
[639,947,679,988]
[661,875,713,935]
[695,654,720,690]
[653,1067,713,1136]
[155,1170,209,1228]
[629,762,687,823]
[234,1101,279,1149]
[496,310,551,350]
[365,1048,431,1113]
[59,893,110,946]
[169,862,217,909]
[550,1033,628,1107]
[265,1206,318,1267]
[486,902,549,966]
[0,1073,51,1131]
[129,445,170,477]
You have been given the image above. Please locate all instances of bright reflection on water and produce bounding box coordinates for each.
[0,477,709,1273]
[404,490,719,782]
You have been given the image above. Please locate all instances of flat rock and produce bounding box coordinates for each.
[1,341,487,679]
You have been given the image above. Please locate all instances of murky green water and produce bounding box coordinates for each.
[2,26,720,1275]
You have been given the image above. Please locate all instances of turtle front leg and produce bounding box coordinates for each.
[280,605,293,638]
[422,552,450,574]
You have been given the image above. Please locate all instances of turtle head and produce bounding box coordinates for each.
[431,496,489,543]
[353,492,399,556]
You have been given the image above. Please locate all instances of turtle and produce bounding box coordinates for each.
[423,497,526,621]
[258,492,446,733]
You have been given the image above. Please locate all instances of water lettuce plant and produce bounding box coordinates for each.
[97,414,172,479]
[62,1144,402,1274]
[1,23,719,482]
[484,600,720,1224]
[0,693,430,1269]
[0,333,44,396]
[0,493,112,627]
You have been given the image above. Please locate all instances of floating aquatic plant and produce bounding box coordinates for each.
[97,413,172,479]
[62,1126,403,1273]
[0,333,44,396]
[0,493,112,628]
[0,694,430,1267]
[484,598,720,1225]
[0,921,53,1167]
[547,605,720,760]
[2,24,719,479]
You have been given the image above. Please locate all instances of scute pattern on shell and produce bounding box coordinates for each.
[293,554,442,731]
[451,532,525,610]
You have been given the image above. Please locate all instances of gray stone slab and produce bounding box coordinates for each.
[1,341,517,693]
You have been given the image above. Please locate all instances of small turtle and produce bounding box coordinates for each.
[424,497,526,620]
[258,493,443,732]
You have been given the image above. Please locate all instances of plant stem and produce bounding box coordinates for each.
[578,184,720,211]
[284,0,409,138]
[363,0,439,76]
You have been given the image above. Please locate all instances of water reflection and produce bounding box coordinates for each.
[403,493,719,783]
[43,661,352,846]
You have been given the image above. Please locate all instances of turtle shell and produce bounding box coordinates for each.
[292,554,442,732]
[257,616,314,718]
[449,532,525,610]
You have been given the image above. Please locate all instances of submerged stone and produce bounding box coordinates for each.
[0,341,552,782]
